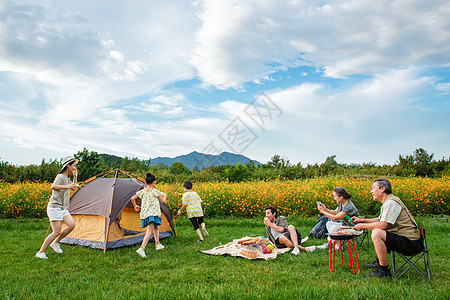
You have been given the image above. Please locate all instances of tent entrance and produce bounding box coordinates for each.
[60,169,176,251]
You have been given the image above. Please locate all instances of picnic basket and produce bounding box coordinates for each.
[241,247,258,259]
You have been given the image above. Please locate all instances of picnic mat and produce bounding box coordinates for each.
[201,236,291,260]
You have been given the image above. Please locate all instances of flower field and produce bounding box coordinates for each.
[0,180,52,218]
[1,176,449,219]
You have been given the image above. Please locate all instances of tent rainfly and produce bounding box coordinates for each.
[60,169,176,252]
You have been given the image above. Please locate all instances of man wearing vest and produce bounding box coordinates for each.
[353,178,423,278]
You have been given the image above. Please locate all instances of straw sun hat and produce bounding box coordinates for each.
[60,156,79,171]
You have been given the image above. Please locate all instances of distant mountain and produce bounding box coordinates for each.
[150,151,261,169]
[100,151,261,170]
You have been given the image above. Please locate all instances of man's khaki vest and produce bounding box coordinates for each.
[382,194,420,241]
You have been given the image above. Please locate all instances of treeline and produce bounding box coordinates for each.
[1,148,449,183]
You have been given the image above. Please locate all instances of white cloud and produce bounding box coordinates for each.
[127,93,190,118]
[192,0,450,87]
[0,0,449,166]
[252,67,447,164]
[0,0,198,98]
[434,82,450,94]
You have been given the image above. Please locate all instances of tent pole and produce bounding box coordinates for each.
[103,169,119,253]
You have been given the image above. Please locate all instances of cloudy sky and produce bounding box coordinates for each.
[1,0,449,166]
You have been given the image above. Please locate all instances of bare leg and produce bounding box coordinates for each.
[285,225,309,251]
[53,214,75,244]
[38,221,61,253]
[278,235,294,248]
[288,225,299,249]
[154,226,160,244]
[196,229,204,240]
[141,225,154,249]
[298,245,308,251]
[372,228,388,266]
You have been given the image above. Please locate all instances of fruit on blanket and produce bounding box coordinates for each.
[263,246,272,254]
[267,244,275,251]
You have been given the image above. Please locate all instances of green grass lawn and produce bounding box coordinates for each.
[1,215,449,299]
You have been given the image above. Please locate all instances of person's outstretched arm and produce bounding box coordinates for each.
[177,204,186,216]
[131,194,141,211]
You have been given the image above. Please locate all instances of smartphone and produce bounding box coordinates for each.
[317,201,322,206]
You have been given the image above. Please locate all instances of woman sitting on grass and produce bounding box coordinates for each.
[316,187,360,250]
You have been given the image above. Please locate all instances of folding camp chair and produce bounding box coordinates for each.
[354,229,369,249]
[391,225,431,280]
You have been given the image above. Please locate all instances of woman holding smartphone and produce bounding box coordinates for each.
[316,187,360,250]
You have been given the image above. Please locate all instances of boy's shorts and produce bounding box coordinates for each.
[47,207,71,221]
[189,216,204,231]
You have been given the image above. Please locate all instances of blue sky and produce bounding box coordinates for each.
[0,0,449,166]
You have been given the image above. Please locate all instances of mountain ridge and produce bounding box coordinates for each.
[100,151,261,169]
[150,151,261,169]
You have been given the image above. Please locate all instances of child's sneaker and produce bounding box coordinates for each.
[201,228,209,238]
[291,247,300,255]
[156,243,165,250]
[35,252,48,259]
[197,239,203,242]
[300,236,309,244]
[317,243,329,250]
[136,247,147,258]
[50,242,63,253]
[305,246,317,252]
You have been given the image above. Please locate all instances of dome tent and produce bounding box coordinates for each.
[60,169,176,252]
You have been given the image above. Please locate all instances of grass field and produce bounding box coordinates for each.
[1,216,449,299]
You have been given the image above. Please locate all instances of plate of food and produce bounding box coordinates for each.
[338,226,354,230]
[326,229,364,240]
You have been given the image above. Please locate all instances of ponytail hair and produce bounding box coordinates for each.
[333,187,351,199]
[145,172,156,184]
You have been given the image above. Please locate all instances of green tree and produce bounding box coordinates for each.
[282,162,305,180]
[170,162,191,175]
[318,155,339,175]
[394,148,435,177]
[223,163,251,182]
[74,148,105,181]
[413,148,434,177]
[394,153,415,177]
[431,157,450,176]
[267,155,290,169]
[153,162,169,171]
[120,157,151,173]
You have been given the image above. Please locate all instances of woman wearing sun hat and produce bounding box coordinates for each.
[36,156,79,259]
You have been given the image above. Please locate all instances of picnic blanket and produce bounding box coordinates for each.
[201,236,291,260]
